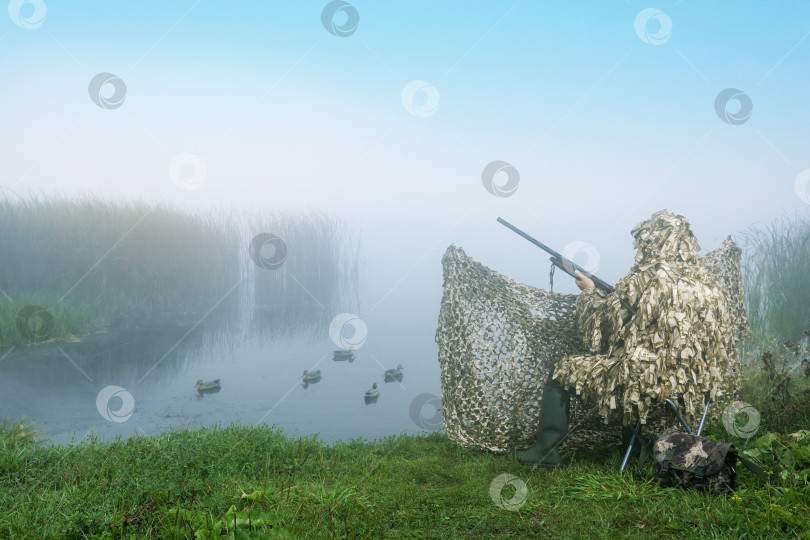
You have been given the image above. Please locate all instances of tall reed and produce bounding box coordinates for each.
[739,211,810,344]
[248,210,361,341]
[0,194,360,346]
[0,193,241,323]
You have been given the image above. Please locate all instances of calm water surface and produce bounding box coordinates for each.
[0,234,446,446]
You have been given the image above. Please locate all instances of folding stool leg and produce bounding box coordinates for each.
[664,398,693,434]
[696,398,711,436]
[619,419,641,472]
[620,397,710,472]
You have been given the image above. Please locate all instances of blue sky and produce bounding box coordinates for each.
[2,1,810,290]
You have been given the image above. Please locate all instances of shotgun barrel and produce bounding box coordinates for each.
[496,217,614,293]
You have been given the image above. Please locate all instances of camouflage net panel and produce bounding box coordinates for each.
[436,235,748,454]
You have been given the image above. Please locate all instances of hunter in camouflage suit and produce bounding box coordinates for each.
[516,210,735,467]
[554,210,735,426]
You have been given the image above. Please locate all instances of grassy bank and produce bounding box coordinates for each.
[1,417,807,539]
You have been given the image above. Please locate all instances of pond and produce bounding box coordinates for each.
[0,202,447,446]
[0,309,442,446]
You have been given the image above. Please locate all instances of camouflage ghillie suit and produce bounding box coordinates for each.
[553,211,735,427]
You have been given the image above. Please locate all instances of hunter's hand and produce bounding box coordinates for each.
[574,269,595,291]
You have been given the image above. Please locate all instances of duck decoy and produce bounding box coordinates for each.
[302,370,322,383]
[195,379,221,392]
[384,363,404,380]
[333,347,356,361]
[364,382,379,399]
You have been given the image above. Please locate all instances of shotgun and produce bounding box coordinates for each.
[496,217,614,293]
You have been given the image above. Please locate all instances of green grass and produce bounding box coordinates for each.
[0,296,99,347]
[0,417,807,539]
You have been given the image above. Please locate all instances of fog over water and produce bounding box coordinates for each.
[1,1,809,445]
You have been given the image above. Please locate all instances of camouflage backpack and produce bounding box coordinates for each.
[652,430,741,493]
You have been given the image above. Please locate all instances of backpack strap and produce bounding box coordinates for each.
[637,434,655,471]
[660,448,674,473]
[738,455,769,482]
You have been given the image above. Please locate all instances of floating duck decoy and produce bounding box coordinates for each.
[195,379,221,392]
[384,363,404,380]
[364,382,379,399]
[333,347,356,361]
[302,370,322,383]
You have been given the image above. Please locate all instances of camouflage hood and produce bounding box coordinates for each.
[631,210,700,267]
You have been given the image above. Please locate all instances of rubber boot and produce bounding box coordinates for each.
[514,380,569,467]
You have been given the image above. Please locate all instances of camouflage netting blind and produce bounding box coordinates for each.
[436,231,748,453]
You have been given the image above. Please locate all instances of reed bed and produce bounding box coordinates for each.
[248,211,361,341]
[0,194,359,347]
[739,211,810,345]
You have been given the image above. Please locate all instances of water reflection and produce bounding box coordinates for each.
[195,387,221,399]
[332,349,356,362]
[248,212,360,344]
